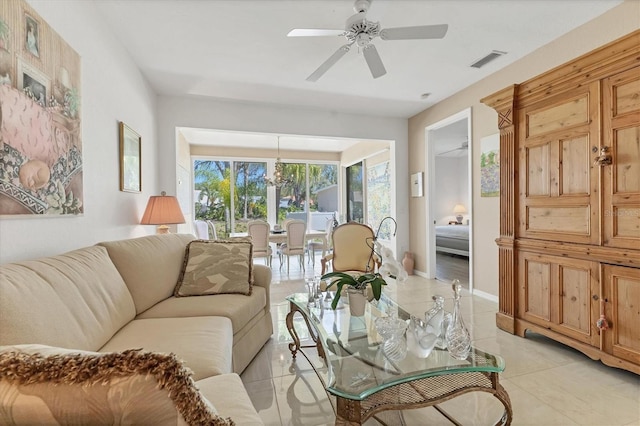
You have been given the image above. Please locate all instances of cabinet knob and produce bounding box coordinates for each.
[596,315,609,330]
[593,146,612,167]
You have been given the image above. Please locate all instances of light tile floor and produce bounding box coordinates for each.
[242,255,640,425]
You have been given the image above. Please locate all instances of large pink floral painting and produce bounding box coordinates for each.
[0,0,82,216]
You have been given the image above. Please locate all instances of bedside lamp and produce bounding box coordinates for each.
[453,204,466,224]
[140,191,185,234]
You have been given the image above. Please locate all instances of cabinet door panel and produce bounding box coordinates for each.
[518,251,599,346]
[603,67,640,249]
[614,77,640,116]
[519,83,599,244]
[561,135,590,195]
[527,96,589,137]
[614,126,640,194]
[527,206,590,234]
[526,143,550,196]
[559,266,592,337]
[603,264,640,365]
[521,258,551,323]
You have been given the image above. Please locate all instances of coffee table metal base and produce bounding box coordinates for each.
[334,370,512,425]
[286,300,513,426]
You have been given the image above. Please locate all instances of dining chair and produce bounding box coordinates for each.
[278,219,307,274]
[247,219,272,267]
[206,220,218,240]
[321,222,379,275]
[307,217,334,267]
[194,220,210,239]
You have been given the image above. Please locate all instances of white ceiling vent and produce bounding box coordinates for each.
[470,50,507,69]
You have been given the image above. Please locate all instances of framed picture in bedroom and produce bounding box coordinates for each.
[119,122,142,193]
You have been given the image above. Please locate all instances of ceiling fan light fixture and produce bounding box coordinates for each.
[292,0,448,82]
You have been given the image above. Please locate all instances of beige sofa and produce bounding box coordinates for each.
[0,233,273,425]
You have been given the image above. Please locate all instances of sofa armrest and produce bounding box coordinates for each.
[253,264,272,308]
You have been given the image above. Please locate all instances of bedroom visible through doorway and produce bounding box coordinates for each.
[425,109,472,290]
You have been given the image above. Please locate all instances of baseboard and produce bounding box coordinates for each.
[472,288,498,303]
[413,269,430,279]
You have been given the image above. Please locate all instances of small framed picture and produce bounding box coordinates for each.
[411,172,423,197]
[119,122,141,192]
[18,60,49,107]
[25,13,40,58]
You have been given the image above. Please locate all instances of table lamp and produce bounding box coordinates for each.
[453,204,466,224]
[140,191,185,234]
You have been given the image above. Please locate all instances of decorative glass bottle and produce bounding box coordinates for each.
[425,295,452,350]
[445,279,471,360]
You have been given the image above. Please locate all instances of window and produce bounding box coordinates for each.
[195,158,338,235]
[346,162,363,223]
[367,161,391,239]
[233,161,267,231]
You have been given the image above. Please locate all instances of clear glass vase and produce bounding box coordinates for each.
[445,279,471,360]
[425,295,452,350]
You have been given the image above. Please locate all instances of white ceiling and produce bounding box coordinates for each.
[95,1,619,156]
[95,0,621,120]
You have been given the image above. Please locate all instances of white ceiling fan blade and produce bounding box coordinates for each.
[288,29,345,37]
[363,44,386,79]
[380,24,448,40]
[306,44,351,82]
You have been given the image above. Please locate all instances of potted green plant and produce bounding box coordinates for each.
[321,271,387,315]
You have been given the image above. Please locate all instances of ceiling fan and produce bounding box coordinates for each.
[288,0,448,82]
[438,140,469,157]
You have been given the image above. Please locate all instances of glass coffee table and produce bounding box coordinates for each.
[285,292,512,425]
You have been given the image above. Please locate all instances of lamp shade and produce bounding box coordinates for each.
[453,204,466,224]
[140,192,185,232]
[452,204,467,214]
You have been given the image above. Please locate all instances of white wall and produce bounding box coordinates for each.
[408,0,640,297]
[157,96,409,258]
[434,155,469,225]
[0,0,159,264]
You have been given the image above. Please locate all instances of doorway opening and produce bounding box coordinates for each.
[424,109,472,290]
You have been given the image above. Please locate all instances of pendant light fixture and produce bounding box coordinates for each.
[264,136,291,188]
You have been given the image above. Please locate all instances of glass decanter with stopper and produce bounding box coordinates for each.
[425,295,452,350]
[445,279,471,360]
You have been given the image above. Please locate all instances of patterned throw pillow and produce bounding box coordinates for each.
[0,345,233,426]
[175,239,253,297]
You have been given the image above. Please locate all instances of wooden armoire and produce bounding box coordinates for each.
[482,30,640,374]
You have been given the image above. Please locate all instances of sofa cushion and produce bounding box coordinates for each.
[175,240,253,297]
[137,286,267,332]
[0,246,136,351]
[98,234,195,314]
[196,374,264,425]
[0,345,233,425]
[99,317,233,381]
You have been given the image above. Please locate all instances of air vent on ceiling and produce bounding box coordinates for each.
[470,50,507,69]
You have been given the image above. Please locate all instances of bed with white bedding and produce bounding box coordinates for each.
[435,225,469,257]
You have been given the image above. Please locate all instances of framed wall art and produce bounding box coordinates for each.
[411,172,423,197]
[119,122,142,193]
[480,133,500,197]
[24,13,40,58]
[0,0,83,217]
